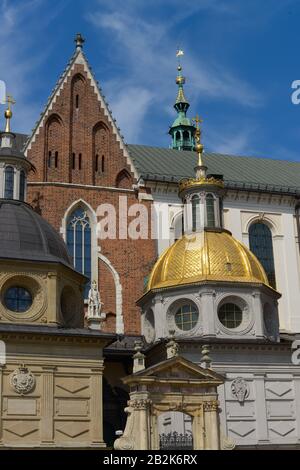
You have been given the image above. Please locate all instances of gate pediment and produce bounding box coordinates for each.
[123,356,223,387]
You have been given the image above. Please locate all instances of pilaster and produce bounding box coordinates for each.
[90,364,106,446]
[41,365,56,445]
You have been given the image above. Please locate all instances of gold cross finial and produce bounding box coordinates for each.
[6,94,16,110]
[192,114,203,130]
[4,94,15,133]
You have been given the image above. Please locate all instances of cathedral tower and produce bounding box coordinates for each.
[168,51,195,151]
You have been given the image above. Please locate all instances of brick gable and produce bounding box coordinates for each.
[25,48,156,335]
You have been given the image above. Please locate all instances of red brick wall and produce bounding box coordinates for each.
[28,63,135,186]
[26,60,157,335]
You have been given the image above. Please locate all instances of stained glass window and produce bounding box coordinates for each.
[4,166,14,199]
[249,222,276,288]
[67,208,91,297]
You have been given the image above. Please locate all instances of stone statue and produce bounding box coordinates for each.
[166,331,179,359]
[87,280,103,318]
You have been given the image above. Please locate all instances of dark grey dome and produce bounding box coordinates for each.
[0,200,72,267]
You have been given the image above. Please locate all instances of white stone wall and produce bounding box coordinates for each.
[182,345,300,448]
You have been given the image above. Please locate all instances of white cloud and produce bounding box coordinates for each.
[108,86,154,143]
[0,0,64,133]
[205,125,255,155]
[87,1,263,145]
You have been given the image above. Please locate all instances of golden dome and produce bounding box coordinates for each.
[147,229,270,292]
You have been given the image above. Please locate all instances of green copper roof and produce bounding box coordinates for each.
[127,144,300,195]
[171,115,193,128]
[176,86,188,104]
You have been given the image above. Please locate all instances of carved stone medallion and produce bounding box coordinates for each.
[231,377,249,403]
[10,365,36,395]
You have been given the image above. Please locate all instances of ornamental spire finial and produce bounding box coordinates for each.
[4,94,15,134]
[75,33,85,50]
[175,48,188,105]
[192,114,207,178]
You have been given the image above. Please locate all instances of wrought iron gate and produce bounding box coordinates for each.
[159,432,193,450]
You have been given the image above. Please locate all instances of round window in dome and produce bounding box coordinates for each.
[175,303,198,331]
[4,287,32,313]
[218,303,242,329]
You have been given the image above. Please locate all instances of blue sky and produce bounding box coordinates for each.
[1,0,300,161]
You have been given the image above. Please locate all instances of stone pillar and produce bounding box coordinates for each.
[14,168,20,200]
[201,290,216,336]
[90,364,106,447]
[150,413,159,450]
[252,291,264,338]
[203,401,220,450]
[124,396,151,450]
[192,407,205,450]
[47,272,59,325]
[41,365,56,445]
[184,195,193,234]
[199,192,206,229]
[154,295,166,338]
[138,399,150,450]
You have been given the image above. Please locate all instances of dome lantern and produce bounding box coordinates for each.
[168,50,196,151]
[179,115,225,234]
[0,94,35,202]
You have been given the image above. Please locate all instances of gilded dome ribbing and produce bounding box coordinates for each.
[147,229,270,292]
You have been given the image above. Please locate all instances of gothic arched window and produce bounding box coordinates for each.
[206,194,215,228]
[67,208,91,297]
[192,195,200,231]
[249,222,276,288]
[4,166,14,199]
[19,170,26,201]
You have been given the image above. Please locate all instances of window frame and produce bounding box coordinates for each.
[66,208,92,298]
[4,166,14,199]
[249,222,276,288]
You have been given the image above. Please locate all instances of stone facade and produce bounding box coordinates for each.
[0,330,112,448]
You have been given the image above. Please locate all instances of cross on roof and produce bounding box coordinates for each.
[6,94,16,110]
[192,114,203,129]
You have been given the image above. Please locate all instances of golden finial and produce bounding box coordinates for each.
[192,114,204,168]
[4,94,15,133]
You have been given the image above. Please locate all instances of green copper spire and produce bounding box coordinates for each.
[169,51,195,151]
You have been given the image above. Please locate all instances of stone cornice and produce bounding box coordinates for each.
[0,328,116,346]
